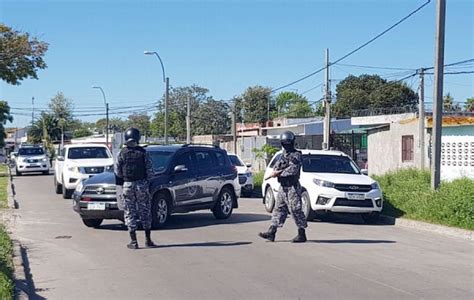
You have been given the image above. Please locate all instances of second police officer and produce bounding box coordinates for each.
[259,131,308,243]
[116,128,156,249]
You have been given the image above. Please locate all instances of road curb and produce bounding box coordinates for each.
[379,214,473,241]
[7,167,18,209]
[12,240,29,300]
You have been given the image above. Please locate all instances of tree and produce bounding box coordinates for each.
[443,93,462,112]
[49,92,74,123]
[274,91,313,118]
[332,74,418,117]
[192,99,231,135]
[151,85,213,139]
[235,86,273,123]
[0,24,48,85]
[127,113,151,139]
[73,128,93,138]
[465,97,474,112]
[28,112,61,144]
[96,117,127,134]
[0,101,13,147]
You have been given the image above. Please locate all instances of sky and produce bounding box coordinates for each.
[1,0,473,128]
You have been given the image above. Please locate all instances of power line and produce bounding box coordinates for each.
[334,63,415,71]
[271,0,431,92]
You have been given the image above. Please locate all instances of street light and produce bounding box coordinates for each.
[92,86,109,148]
[144,50,170,144]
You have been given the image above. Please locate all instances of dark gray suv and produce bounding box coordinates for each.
[73,144,241,228]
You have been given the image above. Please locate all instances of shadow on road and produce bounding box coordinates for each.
[15,245,48,300]
[97,212,271,231]
[153,241,252,249]
[310,239,396,244]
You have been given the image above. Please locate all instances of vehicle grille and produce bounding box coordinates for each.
[27,159,39,163]
[83,167,105,174]
[238,175,247,185]
[83,185,116,195]
[334,184,372,192]
[334,198,373,208]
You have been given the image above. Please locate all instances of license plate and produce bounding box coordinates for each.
[347,193,365,200]
[87,202,106,210]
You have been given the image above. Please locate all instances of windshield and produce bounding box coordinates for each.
[302,154,360,174]
[18,148,45,156]
[228,155,244,167]
[148,151,174,173]
[68,147,111,159]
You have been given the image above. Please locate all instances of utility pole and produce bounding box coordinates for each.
[231,104,237,154]
[31,97,35,127]
[186,95,191,144]
[418,68,426,170]
[165,77,170,144]
[106,103,109,148]
[431,0,446,190]
[323,48,331,150]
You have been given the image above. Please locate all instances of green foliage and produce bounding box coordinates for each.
[0,101,13,147]
[49,92,74,127]
[0,23,48,85]
[252,144,279,163]
[465,97,474,112]
[73,128,93,138]
[151,85,230,139]
[0,225,14,300]
[28,112,61,143]
[253,170,265,188]
[127,113,151,138]
[274,91,313,118]
[332,74,418,117]
[96,117,127,134]
[374,169,474,230]
[235,86,273,124]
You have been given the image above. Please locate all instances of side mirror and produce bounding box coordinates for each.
[174,165,188,173]
[246,163,252,168]
[57,156,65,162]
[361,169,368,175]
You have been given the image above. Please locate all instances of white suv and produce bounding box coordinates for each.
[262,150,383,224]
[227,153,254,197]
[54,144,113,199]
[15,145,50,176]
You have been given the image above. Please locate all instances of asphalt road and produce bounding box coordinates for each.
[9,173,474,300]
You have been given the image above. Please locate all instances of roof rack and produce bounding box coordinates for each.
[182,143,220,149]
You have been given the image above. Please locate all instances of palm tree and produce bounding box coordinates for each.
[443,93,454,112]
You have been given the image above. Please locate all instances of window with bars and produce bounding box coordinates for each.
[402,135,414,162]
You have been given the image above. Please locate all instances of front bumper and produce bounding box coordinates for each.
[17,163,49,172]
[73,193,123,220]
[310,188,383,213]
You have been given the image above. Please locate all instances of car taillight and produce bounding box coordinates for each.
[82,197,91,202]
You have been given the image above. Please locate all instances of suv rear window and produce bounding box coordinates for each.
[18,148,44,156]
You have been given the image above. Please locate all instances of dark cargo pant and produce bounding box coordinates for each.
[123,179,152,231]
[271,184,308,229]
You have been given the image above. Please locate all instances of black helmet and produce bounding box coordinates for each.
[280,131,296,151]
[124,127,140,143]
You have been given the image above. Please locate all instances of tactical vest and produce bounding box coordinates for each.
[120,147,147,182]
[277,150,301,187]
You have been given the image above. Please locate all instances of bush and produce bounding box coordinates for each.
[253,171,264,188]
[374,169,474,230]
[0,225,14,300]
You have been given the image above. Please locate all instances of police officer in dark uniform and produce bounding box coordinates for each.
[259,131,308,243]
[116,128,156,249]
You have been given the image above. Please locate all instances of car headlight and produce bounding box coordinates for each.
[75,181,84,193]
[371,182,380,190]
[42,158,48,162]
[105,165,114,171]
[313,178,335,188]
[68,166,81,173]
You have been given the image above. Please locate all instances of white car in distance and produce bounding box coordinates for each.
[262,150,383,224]
[54,144,114,199]
[227,153,254,197]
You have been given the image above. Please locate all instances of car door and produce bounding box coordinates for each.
[266,153,282,193]
[56,147,67,183]
[194,150,219,202]
[169,150,200,206]
[211,151,227,198]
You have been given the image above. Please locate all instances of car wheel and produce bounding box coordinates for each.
[62,177,73,199]
[82,218,103,228]
[16,169,22,176]
[301,191,316,221]
[54,175,62,194]
[152,192,171,229]
[213,187,235,219]
[361,212,380,224]
[264,187,275,213]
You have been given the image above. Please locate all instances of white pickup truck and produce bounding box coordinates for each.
[54,144,114,199]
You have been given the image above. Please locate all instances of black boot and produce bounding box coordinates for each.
[258,225,277,242]
[145,229,156,247]
[292,228,307,243]
[127,231,139,249]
